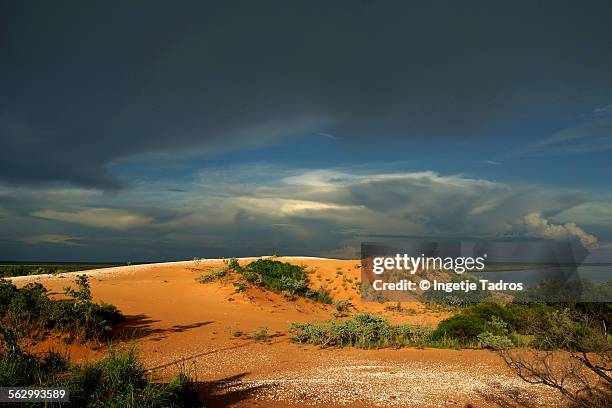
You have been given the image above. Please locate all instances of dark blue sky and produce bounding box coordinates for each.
[1,1,611,261]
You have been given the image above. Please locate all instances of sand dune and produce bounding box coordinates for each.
[11,257,562,407]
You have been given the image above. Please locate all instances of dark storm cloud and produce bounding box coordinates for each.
[1,0,611,187]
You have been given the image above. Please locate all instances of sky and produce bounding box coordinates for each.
[1,0,611,262]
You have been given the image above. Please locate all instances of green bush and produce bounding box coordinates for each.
[1,282,51,330]
[225,258,242,272]
[432,301,611,350]
[306,287,333,304]
[289,313,432,348]
[232,282,246,293]
[477,332,513,350]
[238,259,332,303]
[462,302,512,322]
[0,276,123,342]
[0,330,199,407]
[0,326,69,387]
[432,302,517,344]
[476,317,513,349]
[527,308,610,352]
[431,314,485,342]
[67,347,199,407]
[333,300,351,312]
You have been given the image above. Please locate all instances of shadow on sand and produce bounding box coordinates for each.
[472,381,545,408]
[114,316,277,406]
[196,373,269,408]
[114,314,214,341]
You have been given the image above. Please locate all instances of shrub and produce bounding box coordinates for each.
[225,258,242,272]
[247,326,269,342]
[477,317,513,350]
[191,257,203,271]
[334,300,351,312]
[529,308,609,351]
[2,282,51,331]
[233,282,246,293]
[477,332,514,350]
[462,303,514,325]
[515,277,612,303]
[308,287,333,304]
[66,348,199,407]
[195,267,228,283]
[289,313,432,348]
[331,300,352,317]
[0,326,68,387]
[0,276,123,342]
[237,259,332,303]
[52,299,123,342]
[64,274,92,302]
[431,302,515,344]
[432,314,486,342]
[56,276,123,342]
[243,259,306,291]
[0,329,200,408]
[433,301,612,349]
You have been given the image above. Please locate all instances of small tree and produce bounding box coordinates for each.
[499,308,611,407]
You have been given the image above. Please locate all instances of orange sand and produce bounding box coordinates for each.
[11,257,563,407]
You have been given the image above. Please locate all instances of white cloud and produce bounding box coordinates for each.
[32,208,152,230]
[522,115,612,156]
[522,212,598,248]
[553,203,612,227]
[19,234,76,245]
[234,197,364,217]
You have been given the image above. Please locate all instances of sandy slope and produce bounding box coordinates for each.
[11,258,563,407]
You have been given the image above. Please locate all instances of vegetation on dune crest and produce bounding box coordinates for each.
[194,266,228,283]
[195,257,333,304]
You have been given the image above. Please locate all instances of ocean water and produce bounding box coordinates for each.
[473,264,611,285]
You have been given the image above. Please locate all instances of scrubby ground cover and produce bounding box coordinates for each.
[290,301,611,407]
[289,313,433,348]
[0,329,199,407]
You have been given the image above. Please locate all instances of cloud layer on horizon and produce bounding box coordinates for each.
[1,166,609,261]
